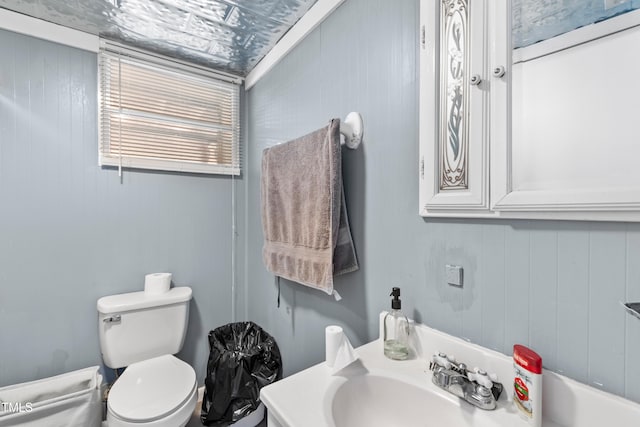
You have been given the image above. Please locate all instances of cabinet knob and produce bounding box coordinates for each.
[470,74,482,86]
[492,66,506,78]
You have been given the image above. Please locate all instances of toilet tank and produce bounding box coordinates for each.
[97,287,192,369]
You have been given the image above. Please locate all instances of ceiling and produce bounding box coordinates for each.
[0,0,318,76]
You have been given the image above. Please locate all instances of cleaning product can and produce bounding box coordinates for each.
[513,344,542,426]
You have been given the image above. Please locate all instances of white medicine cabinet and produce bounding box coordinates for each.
[419,0,640,221]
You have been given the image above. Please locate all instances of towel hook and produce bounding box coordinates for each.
[340,112,363,149]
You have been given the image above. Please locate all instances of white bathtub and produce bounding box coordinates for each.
[0,366,103,427]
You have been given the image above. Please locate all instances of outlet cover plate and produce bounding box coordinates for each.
[446,264,463,287]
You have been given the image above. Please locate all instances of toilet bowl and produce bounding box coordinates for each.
[106,355,197,427]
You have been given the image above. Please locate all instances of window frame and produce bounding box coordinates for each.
[98,40,242,176]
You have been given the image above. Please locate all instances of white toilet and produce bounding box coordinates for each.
[97,286,197,427]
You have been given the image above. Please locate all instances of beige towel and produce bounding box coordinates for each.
[261,119,359,296]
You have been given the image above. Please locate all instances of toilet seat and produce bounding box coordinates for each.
[108,354,197,423]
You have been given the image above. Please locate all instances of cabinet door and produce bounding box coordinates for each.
[419,0,493,217]
[491,3,640,221]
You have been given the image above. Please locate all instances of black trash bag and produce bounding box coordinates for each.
[201,321,282,426]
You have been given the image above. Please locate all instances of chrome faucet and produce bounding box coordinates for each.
[428,352,503,410]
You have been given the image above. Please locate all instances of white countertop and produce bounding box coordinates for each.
[261,315,640,427]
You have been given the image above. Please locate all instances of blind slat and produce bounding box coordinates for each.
[106,110,236,134]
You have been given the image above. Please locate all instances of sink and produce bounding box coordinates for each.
[328,373,501,427]
[261,313,640,427]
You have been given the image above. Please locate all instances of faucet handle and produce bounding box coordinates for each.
[431,353,451,369]
[467,368,493,389]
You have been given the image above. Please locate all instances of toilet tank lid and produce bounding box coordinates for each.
[97,287,192,314]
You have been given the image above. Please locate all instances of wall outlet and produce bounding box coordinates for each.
[446,264,463,287]
[604,0,627,10]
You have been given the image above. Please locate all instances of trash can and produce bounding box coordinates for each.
[201,322,282,427]
[0,366,103,427]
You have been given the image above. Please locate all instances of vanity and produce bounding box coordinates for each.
[260,313,640,427]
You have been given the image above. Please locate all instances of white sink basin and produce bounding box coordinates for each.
[329,374,500,427]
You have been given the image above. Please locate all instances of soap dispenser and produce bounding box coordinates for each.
[383,287,410,360]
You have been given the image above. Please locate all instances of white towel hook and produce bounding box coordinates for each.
[340,112,363,149]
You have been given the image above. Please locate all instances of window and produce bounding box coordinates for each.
[98,42,241,175]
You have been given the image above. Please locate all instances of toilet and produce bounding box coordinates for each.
[97,286,197,427]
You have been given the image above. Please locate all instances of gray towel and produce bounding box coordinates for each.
[261,119,359,296]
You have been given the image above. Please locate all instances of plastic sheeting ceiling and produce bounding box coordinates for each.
[0,0,318,76]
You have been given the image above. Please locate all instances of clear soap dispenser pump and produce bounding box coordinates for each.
[383,287,410,360]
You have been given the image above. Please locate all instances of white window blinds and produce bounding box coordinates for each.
[98,43,241,175]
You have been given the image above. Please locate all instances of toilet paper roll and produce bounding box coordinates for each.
[144,272,172,295]
[325,325,344,368]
